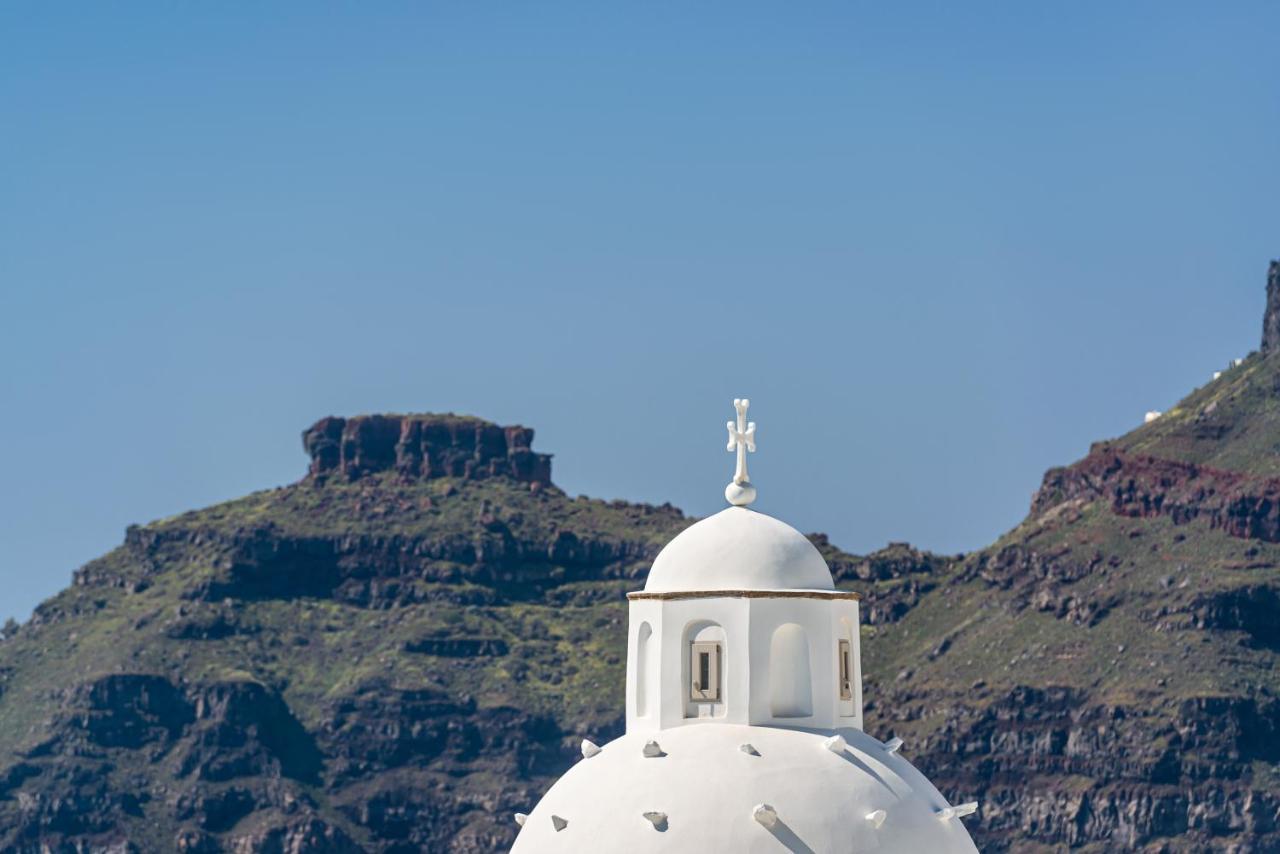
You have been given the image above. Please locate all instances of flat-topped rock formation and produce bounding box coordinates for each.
[303,413,552,486]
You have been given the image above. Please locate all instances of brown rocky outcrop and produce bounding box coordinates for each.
[811,537,950,625]
[303,414,552,486]
[1033,445,1280,543]
[965,544,1116,626]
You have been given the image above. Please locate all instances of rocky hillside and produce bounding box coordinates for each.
[861,262,1280,852]
[0,413,948,852]
[3,262,1280,852]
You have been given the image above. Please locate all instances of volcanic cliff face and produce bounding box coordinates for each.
[0,413,945,852]
[302,414,552,487]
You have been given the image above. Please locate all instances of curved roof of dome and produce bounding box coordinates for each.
[643,507,833,593]
[510,724,979,853]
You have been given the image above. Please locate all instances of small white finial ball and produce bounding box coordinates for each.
[725,481,757,506]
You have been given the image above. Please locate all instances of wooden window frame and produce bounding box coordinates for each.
[838,639,853,700]
[689,641,722,703]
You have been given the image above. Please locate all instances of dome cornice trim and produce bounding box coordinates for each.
[627,588,861,602]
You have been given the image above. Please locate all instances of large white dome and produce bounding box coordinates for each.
[510,724,979,853]
[643,507,833,593]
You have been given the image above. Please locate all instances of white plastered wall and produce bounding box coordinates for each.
[626,595,863,735]
[625,599,662,730]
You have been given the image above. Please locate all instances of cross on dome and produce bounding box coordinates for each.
[724,398,757,506]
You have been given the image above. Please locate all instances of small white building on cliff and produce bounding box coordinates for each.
[509,400,979,853]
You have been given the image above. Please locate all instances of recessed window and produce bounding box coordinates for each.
[635,622,653,717]
[838,639,853,700]
[690,641,721,702]
[769,623,813,717]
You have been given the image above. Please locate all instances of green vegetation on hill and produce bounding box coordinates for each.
[6,309,1280,851]
[1118,351,1280,474]
[0,435,939,853]
[857,348,1280,851]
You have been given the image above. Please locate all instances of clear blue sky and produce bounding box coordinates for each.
[2,3,1277,623]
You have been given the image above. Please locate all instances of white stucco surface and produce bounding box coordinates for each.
[624,596,862,732]
[643,507,833,593]
[509,724,980,853]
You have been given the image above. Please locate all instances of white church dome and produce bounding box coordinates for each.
[509,725,979,853]
[508,399,980,853]
[643,506,834,593]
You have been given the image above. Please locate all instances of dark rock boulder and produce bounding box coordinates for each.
[65,673,194,750]
[1187,585,1280,649]
[181,681,323,784]
[227,813,362,854]
[176,785,259,833]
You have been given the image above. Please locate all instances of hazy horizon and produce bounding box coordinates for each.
[3,2,1278,623]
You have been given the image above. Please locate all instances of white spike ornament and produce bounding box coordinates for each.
[752,803,778,828]
[937,802,978,821]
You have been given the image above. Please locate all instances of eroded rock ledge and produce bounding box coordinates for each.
[1033,446,1280,543]
[303,414,552,486]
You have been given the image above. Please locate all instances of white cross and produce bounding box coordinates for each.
[726,398,756,486]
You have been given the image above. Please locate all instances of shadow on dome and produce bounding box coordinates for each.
[829,745,892,790]
[765,818,817,854]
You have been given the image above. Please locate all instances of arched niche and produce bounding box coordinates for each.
[682,620,726,718]
[635,621,653,718]
[769,622,813,718]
